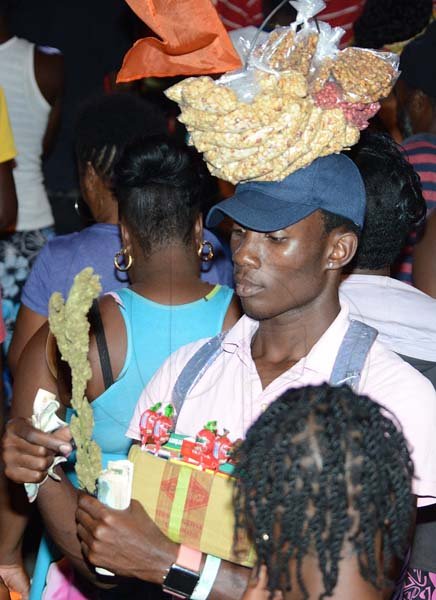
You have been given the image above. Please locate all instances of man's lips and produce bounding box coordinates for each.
[234,276,264,298]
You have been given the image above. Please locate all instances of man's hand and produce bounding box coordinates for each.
[1,418,72,484]
[76,495,177,583]
[0,562,30,600]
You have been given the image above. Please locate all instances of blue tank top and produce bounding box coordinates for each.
[29,285,234,600]
[67,284,234,462]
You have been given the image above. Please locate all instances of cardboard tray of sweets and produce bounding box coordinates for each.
[128,444,255,567]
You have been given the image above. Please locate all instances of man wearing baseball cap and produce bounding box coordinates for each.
[6,153,436,598]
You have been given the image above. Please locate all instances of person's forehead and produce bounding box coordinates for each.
[396,78,417,101]
[231,211,323,235]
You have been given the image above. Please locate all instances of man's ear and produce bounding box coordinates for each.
[326,230,359,270]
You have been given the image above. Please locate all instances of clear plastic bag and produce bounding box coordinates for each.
[165,0,401,183]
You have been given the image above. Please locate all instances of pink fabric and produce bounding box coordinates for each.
[0,293,6,344]
[42,559,87,600]
[127,304,436,506]
[402,569,436,599]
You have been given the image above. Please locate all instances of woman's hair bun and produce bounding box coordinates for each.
[114,135,201,191]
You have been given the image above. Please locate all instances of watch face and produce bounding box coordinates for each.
[163,565,200,597]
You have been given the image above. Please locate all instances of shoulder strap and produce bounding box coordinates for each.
[88,299,114,391]
[172,333,226,425]
[330,320,378,392]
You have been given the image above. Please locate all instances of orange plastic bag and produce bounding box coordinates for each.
[117,0,242,82]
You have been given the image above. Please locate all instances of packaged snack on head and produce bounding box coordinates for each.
[165,0,400,185]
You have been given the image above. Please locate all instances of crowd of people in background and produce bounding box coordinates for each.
[0,0,436,599]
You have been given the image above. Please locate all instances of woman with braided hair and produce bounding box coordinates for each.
[234,383,415,600]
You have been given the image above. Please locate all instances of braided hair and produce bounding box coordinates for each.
[233,384,415,599]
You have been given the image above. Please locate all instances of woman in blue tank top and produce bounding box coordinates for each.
[4,137,240,599]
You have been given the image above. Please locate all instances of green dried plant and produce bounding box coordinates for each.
[48,267,102,494]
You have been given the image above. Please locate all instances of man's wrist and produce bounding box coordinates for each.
[141,534,178,584]
[162,546,202,598]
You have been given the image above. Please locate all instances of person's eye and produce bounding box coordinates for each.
[231,227,245,236]
[265,233,286,243]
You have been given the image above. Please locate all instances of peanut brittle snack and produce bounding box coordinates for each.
[331,48,397,103]
[165,1,398,184]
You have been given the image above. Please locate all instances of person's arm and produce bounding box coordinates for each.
[76,494,250,599]
[33,49,64,157]
[8,241,53,377]
[413,210,436,299]
[0,160,17,231]
[2,297,128,585]
[0,89,17,230]
[0,323,62,600]
[7,306,47,378]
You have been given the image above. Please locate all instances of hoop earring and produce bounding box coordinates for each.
[114,248,133,272]
[197,240,214,262]
[74,198,93,223]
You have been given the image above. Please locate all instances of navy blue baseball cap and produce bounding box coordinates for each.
[206,154,366,232]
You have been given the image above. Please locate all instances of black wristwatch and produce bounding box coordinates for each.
[162,563,200,599]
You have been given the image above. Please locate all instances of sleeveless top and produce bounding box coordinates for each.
[67,285,234,462]
[0,37,54,230]
[29,284,234,599]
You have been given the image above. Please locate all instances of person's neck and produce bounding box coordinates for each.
[0,19,12,43]
[252,289,342,365]
[128,245,210,304]
[285,553,386,600]
[92,194,119,225]
[351,267,390,277]
[429,120,436,135]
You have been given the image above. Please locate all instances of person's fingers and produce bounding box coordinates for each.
[4,465,48,484]
[52,426,73,444]
[76,502,98,531]
[5,449,53,473]
[2,444,55,483]
[6,419,73,455]
[77,493,106,519]
[76,522,95,554]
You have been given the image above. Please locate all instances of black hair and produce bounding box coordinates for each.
[354,0,432,49]
[113,136,204,256]
[0,0,12,16]
[74,92,167,182]
[347,132,426,270]
[234,384,414,599]
[320,210,361,238]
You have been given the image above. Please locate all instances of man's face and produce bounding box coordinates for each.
[396,79,432,137]
[230,211,333,321]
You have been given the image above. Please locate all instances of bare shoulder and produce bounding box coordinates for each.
[34,48,64,106]
[86,293,127,400]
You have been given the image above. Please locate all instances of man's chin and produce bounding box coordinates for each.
[241,303,273,322]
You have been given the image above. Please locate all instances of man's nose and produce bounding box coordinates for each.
[232,231,261,268]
